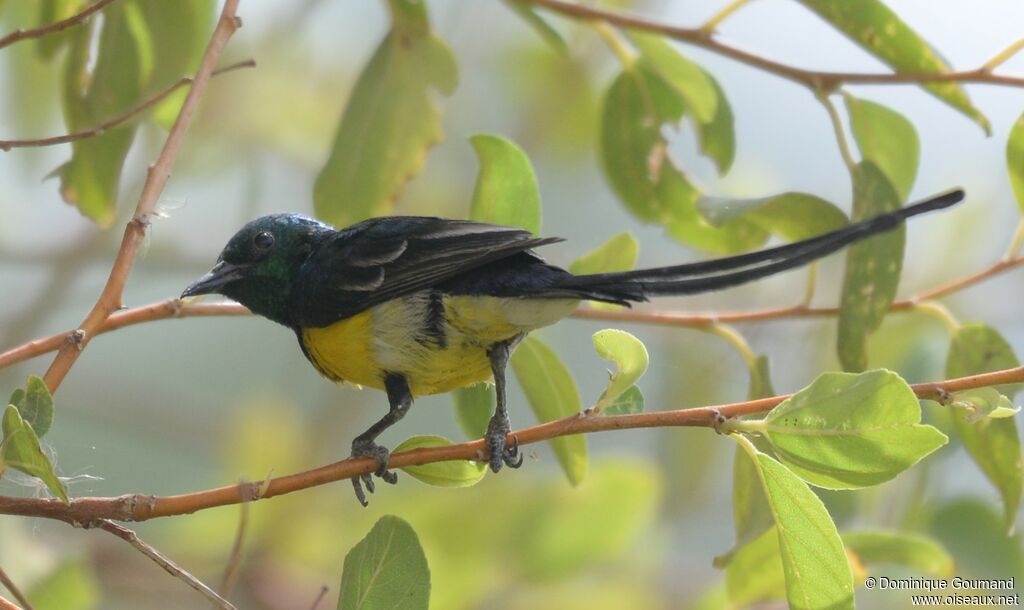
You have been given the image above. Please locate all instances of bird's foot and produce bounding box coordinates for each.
[350,438,398,507]
[485,413,523,473]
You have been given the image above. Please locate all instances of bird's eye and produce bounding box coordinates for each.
[253,231,275,250]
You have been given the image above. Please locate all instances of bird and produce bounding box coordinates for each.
[182,188,963,506]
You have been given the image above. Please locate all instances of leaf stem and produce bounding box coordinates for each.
[592,21,636,66]
[699,0,755,35]
[983,37,1024,72]
[802,262,818,307]
[816,89,857,172]
[913,301,960,334]
[1005,221,1024,261]
[720,418,768,435]
[706,323,757,367]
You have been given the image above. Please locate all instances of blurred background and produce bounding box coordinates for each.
[1,1,1023,608]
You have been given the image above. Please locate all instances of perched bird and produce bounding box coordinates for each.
[183,188,963,505]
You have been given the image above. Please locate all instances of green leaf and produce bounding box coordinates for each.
[733,435,854,610]
[600,65,766,254]
[842,531,955,578]
[715,445,774,568]
[36,0,85,60]
[761,369,947,489]
[314,0,457,226]
[844,94,920,201]
[468,134,541,234]
[500,0,567,54]
[1,405,68,503]
[8,375,55,438]
[725,527,786,607]
[59,4,148,226]
[452,384,493,440]
[28,561,100,610]
[837,162,905,371]
[946,323,1023,533]
[510,336,587,484]
[392,435,487,487]
[629,33,735,173]
[338,515,430,610]
[698,192,849,241]
[601,385,645,416]
[569,232,638,276]
[799,0,989,133]
[1009,112,1024,214]
[136,0,214,128]
[592,329,648,411]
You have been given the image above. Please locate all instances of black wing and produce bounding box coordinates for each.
[290,216,562,327]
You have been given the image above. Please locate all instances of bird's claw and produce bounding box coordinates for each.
[486,415,523,473]
[350,439,398,507]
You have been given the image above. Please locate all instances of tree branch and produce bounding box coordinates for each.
[96,520,236,610]
[0,0,118,51]
[0,568,32,610]
[4,253,1021,371]
[522,0,1024,90]
[39,0,242,394]
[0,595,23,610]
[0,60,255,152]
[0,362,1021,525]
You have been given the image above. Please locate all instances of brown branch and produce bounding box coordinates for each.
[1,362,1021,525]
[0,0,118,51]
[0,60,255,152]
[0,568,32,610]
[97,520,236,610]
[0,595,22,610]
[39,0,242,394]
[4,254,1022,371]
[522,0,1024,90]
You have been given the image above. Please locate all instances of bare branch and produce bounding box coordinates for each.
[0,568,33,610]
[522,0,1024,90]
[0,60,255,152]
[96,520,236,610]
[216,493,251,604]
[1,361,1022,524]
[39,0,243,394]
[0,0,118,51]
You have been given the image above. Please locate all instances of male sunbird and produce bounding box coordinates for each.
[183,189,963,505]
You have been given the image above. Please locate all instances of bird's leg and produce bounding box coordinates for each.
[485,338,524,473]
[350,373,412,507]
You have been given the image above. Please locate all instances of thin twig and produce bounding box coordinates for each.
[699,0,755,34]
[0,568,32,610]
[0,60,255,152]
[310,586,329,610]
[5,253,1022,371]
[983,37,1024,72]
[523,0,1024,90]
[0,361,1022,524]
[96,520,237,610]
[0,0,118,51]
[39,0,242,394]
[817,90,857,172]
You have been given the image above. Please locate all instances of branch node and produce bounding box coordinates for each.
[933,386,953,406]
[66,329,86,350]
[709,408,729,434]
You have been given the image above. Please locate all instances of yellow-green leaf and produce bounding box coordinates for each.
[28,562,100,610]
[8,375,54,438]
[36,0,85,60]
[1008,112,1024,214]
[500,0,567,54]
[569,232,638,276]
[338,515,430,610]
[837,162,905,371]
[1,405,68,503]
[733,435,854,610]
[715,444,773,568]
[600,65,766,254]
[698,192,849,241]
[510,336,587,484]
[842,531,955,578]
[761,369,947,489]
[799,0,989,133]
[314,0,457,226]
[592,329,648,410]
[725,527,786,607]
[630,33,717,122]
[468,134,541,234]
[946,323,1022,533]
[452,384,493,440]
[844,94,920,201]
[600,385,644,416]
[392,435,486,487]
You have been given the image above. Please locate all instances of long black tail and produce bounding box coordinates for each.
[557,188,964,305]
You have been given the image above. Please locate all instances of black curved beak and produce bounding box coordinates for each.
[181,261,248,298]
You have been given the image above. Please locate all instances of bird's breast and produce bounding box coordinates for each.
[300,291,577,396]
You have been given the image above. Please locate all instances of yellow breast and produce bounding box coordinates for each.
[300,293,578,397]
